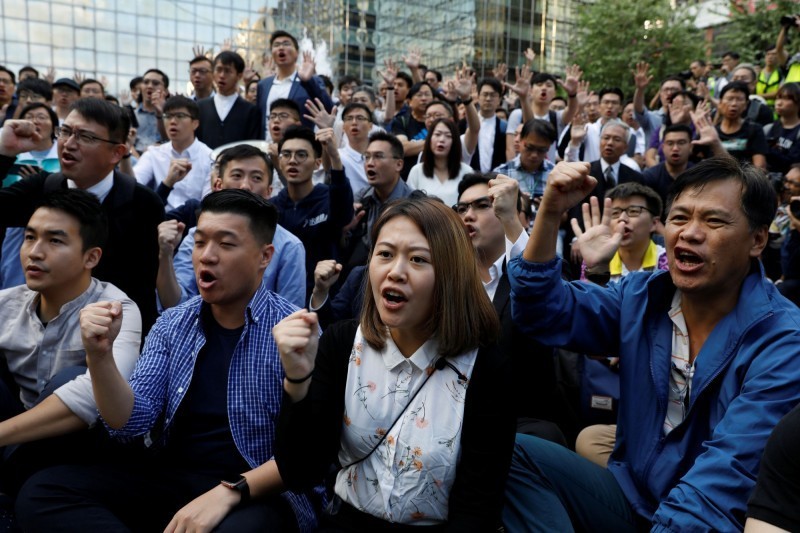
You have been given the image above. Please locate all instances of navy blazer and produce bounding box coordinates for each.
[256,74,334,136]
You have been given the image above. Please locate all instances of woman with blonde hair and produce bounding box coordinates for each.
[273,197,513,532]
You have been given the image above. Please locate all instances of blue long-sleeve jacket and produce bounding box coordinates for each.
[509,256,800,532]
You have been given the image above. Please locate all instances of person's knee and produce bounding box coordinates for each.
[575,424,616,468]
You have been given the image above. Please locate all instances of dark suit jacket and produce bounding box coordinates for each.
[256,74,334,134]
[0,155,165,334]
[566,159,643,234]
[195,96,261,149]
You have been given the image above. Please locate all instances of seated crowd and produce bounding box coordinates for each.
[0,17,799,531]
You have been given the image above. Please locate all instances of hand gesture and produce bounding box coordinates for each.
[261,54,276,78]
[488,174,520,222]
[632,62,653,90]
[492,63,508,82]
[539,161,595,216]
[504,65,532,100]
[314,260,342,294]
[80,301,123,359]
[119,89,133,107]
[99,75,109,89]
[316,127,339,155]
[73,71,85,84]
[126,128,138,152]
[164,484,239,533]
[243,60,258,84]
[570,196,624,268]
[304,98,336,129]
[0,120,43,157]
[559,64,583,96]
[690,109,719,147]
[669,94,691,124]
[44,67,56,84]
[151,88,166,114]
[402,47,422,70]
[157,220,186,256]
[342,205,366,234]
[569,113,588,147]
[165,159,192,188]
[298,50,316,82]
[377,58,397,85]
[192,44,208,58]
[273,309,320,381]
[695,80,709,100]
[576,81,592,108]
[524,48,536,66]
[455,66,475,100]
[220,38,233,52]
[17,164,40,179]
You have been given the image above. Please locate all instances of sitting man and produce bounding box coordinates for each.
[504,157,800,531]
[157,144,306,309]
[16,189,318,532]
[0,189,140,490]
[132,95,213,210]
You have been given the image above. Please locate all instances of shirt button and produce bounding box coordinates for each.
[177,387,184,393]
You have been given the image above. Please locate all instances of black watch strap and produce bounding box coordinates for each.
[220,475,250,504]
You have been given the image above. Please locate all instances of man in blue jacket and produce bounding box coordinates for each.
[504,156,800,531]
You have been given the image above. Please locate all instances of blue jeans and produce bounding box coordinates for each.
[503,434,639,532]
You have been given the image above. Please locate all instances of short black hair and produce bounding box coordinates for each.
[407,82,434,101]
[606,182,663,220]
[270,30,299,50]
[0,66,15,85]
[342,102,373,122]
[270,98,301,119]
[216,144,273,179]
[425,69,443,82]
[426,99,454,117]
[719,80,750,100]
[18,78,53,101]
[129,76,143,90]
[531,72,557,86]
[337,75,360,91]
[666,157,776,231]
[80,79,104,95]
[599,87,624,102]
[200,188,277,245]
[722,51,740,61]
[19,102,59,140]
[19,65,39,78]
[661,75,686,90]
[163,95,200,120]
[69,98,130,144]
[477,77,503,96]
[692,59,707,67]
[395,71,413,90]
[279,125,322,158]
[38,189,108,252]
[367,131,404,160]
[521,118,557,144]
[214,51,245,74]
[189,55,213,68]
[319,75,334,94]
[143,68,169,89]
[663,123,693,140]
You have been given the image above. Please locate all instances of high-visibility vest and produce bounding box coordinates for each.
[757,68,782,107]
[787,63,800,84]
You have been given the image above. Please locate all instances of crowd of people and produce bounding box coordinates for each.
[0,14,799,531]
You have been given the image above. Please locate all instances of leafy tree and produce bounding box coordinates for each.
[718,0,799,63]
[571,0,704,100]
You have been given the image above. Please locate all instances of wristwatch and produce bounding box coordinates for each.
[220,475,250,504]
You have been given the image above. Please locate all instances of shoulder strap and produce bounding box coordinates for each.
[549,110,558,131]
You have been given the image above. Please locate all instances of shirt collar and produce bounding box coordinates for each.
[382,334,440,373]
[67,170,114,202]
[600,159,620,175]
[170,138,200,158]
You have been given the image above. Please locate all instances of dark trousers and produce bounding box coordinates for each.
[16,460,297,532]
[503,434,642,532]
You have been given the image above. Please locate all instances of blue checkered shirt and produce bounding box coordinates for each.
[493,156,555,197]
[104,283,317,531]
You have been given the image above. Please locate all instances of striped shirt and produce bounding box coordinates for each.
[104,283,317,531]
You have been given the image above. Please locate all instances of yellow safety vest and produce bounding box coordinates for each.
[787,63,800,84]
[757,69,782,107]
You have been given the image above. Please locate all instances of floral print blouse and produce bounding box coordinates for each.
[334,327,478,525]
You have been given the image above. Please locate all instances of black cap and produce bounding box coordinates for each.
[52,78,80,92]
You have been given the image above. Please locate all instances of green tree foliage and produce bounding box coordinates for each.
[571,0,704,99]
[720,0,798,62]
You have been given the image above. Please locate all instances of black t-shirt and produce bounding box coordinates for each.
[164,308,250,478]
[716,120,769,166]
[642,163,686,220]
[389,110,426,180]
[765,121,800,175]
[748,402,800,531]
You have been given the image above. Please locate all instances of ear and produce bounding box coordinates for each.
[394,157,404,173]
[191,119,199,132]
[259,243,275,270]
[212,177,223,191]
[650,216,659,233]
[109,142,128,165]
[83,247,102,270]
[750,226,769,258]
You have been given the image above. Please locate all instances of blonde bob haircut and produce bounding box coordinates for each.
[360,197,500,358]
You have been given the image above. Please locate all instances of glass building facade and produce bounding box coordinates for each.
[1,0,577,95]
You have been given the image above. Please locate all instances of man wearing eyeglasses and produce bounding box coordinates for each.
[196,51,261,150]
[494,119,558,200]
[134,68,169,154]
[132,95,213,210]
[272,125,354,295]
[0,98,165,334]
[257,30,334,140]
[189,55,215,101]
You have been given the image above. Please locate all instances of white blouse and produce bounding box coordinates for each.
[334,327,478,525]
[406,162,473,207]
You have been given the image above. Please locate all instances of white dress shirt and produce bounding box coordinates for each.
[132,138,213,210]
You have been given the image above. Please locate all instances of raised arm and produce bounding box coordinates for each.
[155,220,187,309]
